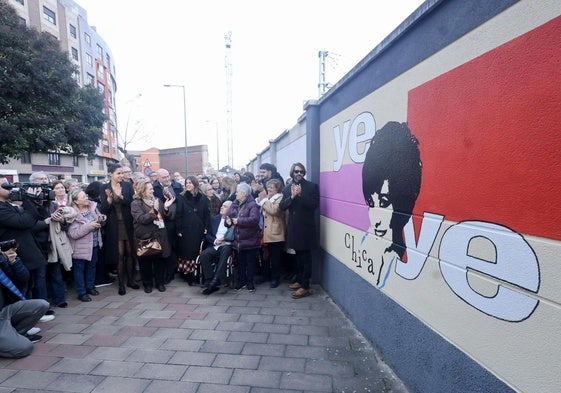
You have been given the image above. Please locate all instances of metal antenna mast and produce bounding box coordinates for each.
[224,31,233,168]
[318,50,329,97]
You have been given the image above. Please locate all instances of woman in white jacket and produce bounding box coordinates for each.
[67,190,105,302]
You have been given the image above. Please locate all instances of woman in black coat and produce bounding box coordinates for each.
[131,180,174,293]
[99,163,137,295]
[175,176,210,284]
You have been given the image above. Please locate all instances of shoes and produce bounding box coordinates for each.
[95,278,114,287]
[292,288,310,299]
[87,288,99,296]
[27,327,41,335]
[144,286,153,294]
[235,284,247,291]
[24,334,42,343]
[127,282,140,290]
[157,284,166,292]
[39,314,55,323]
[57,302,68,308]
[247,285,256,293]
[202,285,219,295]
[118,285,126,296]
[45,309,55,316]
[270,280,279,288]
[78,294,92,302]
[288,282,301,290]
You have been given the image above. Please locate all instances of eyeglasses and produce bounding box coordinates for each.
[293,170,305,174]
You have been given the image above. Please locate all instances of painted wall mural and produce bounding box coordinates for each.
[319,6,561,393]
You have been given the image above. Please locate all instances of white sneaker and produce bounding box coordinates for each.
[39,314,55,322]
[27,327,41,335]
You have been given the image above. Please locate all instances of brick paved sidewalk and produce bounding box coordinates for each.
[0,279,409,393]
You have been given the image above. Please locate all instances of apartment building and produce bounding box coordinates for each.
[1,0,119,183]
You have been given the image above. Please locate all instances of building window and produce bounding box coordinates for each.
[48,153,60,166]
[98,82,105,95]
[102,139,109,153]
[97,64,104,79]
[18,16,26,26]
[69,24,77,38]
[97,44,103,59]
[16,0,24,5]
[21,151,31,164]
[71,47,78,61]
[86,53,93,66]
[86,73,94,86]
[84,32,91,45]
[72,155,79,167]
[43,6,56,25]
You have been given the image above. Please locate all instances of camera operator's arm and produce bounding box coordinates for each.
[0,248,30,289]
[0,199,39,230]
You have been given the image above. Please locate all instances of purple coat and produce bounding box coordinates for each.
[228,194,261,250]
[67,201,103,261]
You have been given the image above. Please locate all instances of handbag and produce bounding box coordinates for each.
[136,238,162,257]
[224,226,235,242]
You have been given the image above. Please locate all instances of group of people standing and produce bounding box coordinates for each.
[0,160,319,358]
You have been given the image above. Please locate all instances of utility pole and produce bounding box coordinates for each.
[224,31,233,169]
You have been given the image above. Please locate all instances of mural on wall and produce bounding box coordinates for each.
[322,14,561,323]
[358,122,421,288]
[320,5,561,392]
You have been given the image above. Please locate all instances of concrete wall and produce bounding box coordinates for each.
[247,0,561,391]
[316,0,561,392]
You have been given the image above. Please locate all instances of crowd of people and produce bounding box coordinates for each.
[0,161,319,358]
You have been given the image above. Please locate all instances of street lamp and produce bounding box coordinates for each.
[163,84,188,177]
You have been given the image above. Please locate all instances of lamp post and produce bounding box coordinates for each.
[163,84,188,177]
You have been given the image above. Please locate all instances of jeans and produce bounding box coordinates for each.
[236,248,258,287]
[46,262,66,306]
[29,266,48,301]
[73,246,98,296]
[295,250,312,290]
[267,242,284,282]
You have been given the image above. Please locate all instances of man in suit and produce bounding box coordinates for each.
[280,163,319,299]
[153,168,183,283]
[200,200,233,295]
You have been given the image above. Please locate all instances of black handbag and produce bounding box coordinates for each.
[136,238,162,257]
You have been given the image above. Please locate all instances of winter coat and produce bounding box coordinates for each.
[228,194,261,251]
[67,201,104,261]
[47,206,76,270]
[99,181,136,264]
[130,199,171,259]
[0,199,46,271]
[152,180,181,252]
[279,178,319,251]
[260,193,286,244]
[175,191,210,260]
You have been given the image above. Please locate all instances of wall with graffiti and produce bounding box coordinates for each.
[317,0,561,392]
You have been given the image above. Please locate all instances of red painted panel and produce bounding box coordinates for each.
[408,16,561,240]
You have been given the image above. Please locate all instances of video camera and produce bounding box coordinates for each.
[0,239,18,252]
[0,183,55,203]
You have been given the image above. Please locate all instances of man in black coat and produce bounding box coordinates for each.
[153,168,184,283]
[0,184,48,298]
[280,162,319,299]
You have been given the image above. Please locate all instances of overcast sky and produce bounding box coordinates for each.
[76,0,424,170]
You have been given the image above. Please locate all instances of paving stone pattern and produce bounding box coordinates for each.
[0,280,410,393]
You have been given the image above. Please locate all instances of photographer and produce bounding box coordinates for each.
[0,181,51,316]
[0,245,49,357]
